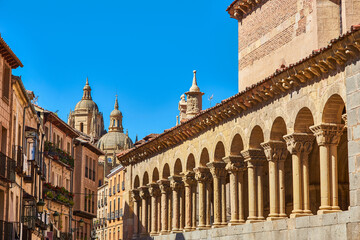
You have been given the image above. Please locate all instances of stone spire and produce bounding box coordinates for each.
[82,77,92,100]
[114,94,119,110]
[189,70,200,92]
[185,70,204,119]
[109,95,123,132]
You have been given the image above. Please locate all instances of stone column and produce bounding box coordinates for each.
[261,141,288,220]
[169,175,183,233]
[284,133,315,218]
[191,184,197,230]
[223,155,246,225]
[157,195,161,233]
[310,123,343,214]
[242,149,266,223]
[139,187,150,236]
[148,183,161,236]
[194,167,210,229]
[207,161,227,228]
[206,179,212,228]
[238,170,246,222]
[158,180,171,235]
[131,190,141,239]
[182,171,196,231]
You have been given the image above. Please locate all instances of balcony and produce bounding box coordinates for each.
[44,141,74,168]
[0,152,15,183]
[43,182,74,206]
[13,145,24,174]
[0,220,18,240]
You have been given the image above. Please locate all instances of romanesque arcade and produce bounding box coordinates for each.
[129,92,349,238]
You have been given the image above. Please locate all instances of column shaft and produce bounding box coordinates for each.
[192,185,197,230]
[268,160,278,217]
[319,145,331,210]
[302,154,311,213]
[257,164,264,220]
[229,172,239,223]
[221,177,227,225]
[161,192,168,234]
[330,144,340,210]
[184,184,192,231]
[213,176,221,226]
[206,182,211,227]
[172,189,179,231]
[247,163,257,220]
[238,171,245,222]
[151,196,157,235]
[133,200,139,238]
[292,153,302,213]
[141,198,147,235]
[278,160,286,217]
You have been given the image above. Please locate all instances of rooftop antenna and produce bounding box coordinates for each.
[208,94,214,107]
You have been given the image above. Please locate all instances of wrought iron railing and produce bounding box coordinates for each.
[13,145,23,174]
[0,152,15,182]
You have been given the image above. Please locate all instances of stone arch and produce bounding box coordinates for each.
[186,154,196,171]
[162,163,170,179]
[322,94,345,124]
[134,175,140,189]
[142,172,149,186]
[199,148,210,167]
[294,107,314,133]
[152,168,159,182]
[270,117,287,141]
[249,125,264,149]
[230,134,244,155]
[174,158,183,175]
[214,141,226,162]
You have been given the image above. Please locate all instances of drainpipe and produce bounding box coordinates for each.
[19,104,29,240]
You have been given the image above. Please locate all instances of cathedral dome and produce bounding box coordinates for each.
[97,131,133,151]
[75,99,99,111]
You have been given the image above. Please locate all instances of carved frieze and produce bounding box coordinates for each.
[309,124,344,146]
[261,141,288,162]
[283,133,315,155]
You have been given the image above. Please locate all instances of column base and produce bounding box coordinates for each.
[184,227,193,232]
[171,230,182,233]
[211,223,223,228]
[150,232,159,236]
[267,216,287,221]
[246,219,265,223]
[197,225,211,230]
[290,212,313,218]
[221,222,228,226]
[317,209,341,215]
[160,230,170,235]
[228,220,245,226]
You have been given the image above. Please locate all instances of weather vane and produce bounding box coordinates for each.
[208,94,214,107]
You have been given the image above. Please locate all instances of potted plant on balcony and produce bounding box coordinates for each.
[44,191,54,199]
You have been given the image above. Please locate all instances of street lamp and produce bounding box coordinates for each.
[53,211,60,223]
[79,218,84,228]
[36,200,45,214]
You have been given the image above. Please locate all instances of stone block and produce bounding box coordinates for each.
[287,218,296,230]
[337,210,351,224]
[346,222,360,240]
[273,219,288,231]
[350,206,360,221]
[346,75,358,94]
[309,214,323,227]
[242,223,253,233]
[347,108,358,128]
[307,227,323,240]
[348,141,360,158]
[252,222,265,232]
[330,223,347,240]
[322,212,338,225]
[347,91,360,110]
[348,155,356,173]
[295,216,310,228]
[263,221,273,231]
[271,230,288,240]
[354,125,360,140]
[297,228,309,240]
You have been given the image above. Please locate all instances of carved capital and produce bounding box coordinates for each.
[181,171,196,186]
[169,175,184,191]
[283,133,315,154]
[223,155,246,172]
[139,187,150,199]
[157,179,171,194]
[147,183,161,197]
[131,189,141,202]
[241,149,266,166]
[342,114,347,127]
[206,161,227,178]
[194,167,211,182]
[261,141,288,162]
[310,123,344,146]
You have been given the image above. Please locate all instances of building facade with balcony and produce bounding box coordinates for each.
[106,165,127,240]
[73,137,104,240]
[35,108,80,240]
[94,182,108,240]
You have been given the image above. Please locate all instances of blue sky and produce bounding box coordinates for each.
[0,0,237,141]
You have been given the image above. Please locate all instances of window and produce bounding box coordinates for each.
[1,126,7,154]
[80,123,84,132]
[56,135,60,147]
[84,188,87,211]
[53,133,55,144]
[2,64,10,100]
[45,127,49,141]
[17,125,21,146]
[92,191,95,213]
[85,156,88,178]
[67,142,70,154]
[93,159,96,181]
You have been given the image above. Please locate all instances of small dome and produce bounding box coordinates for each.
[97,131,133,151]
[110,109,122,117]
[75,99,99,111]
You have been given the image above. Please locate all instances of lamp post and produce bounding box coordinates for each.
[53,211,60,223]
[36,200,45,214]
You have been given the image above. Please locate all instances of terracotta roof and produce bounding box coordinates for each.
[226,0,265,21]
[0,35,23,69]
[117,25,360,166]
[44,111,80,138]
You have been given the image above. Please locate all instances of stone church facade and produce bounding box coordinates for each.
[117,1,360,239]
